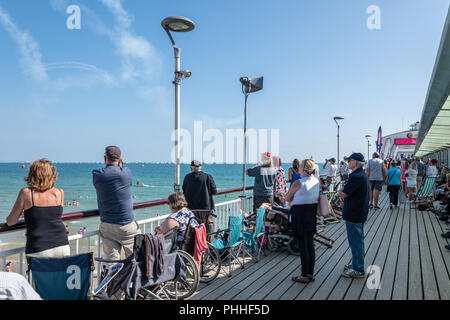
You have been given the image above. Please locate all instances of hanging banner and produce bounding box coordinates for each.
[376,126,382,153]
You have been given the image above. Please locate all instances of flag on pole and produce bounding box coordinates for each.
[376,126,382,153]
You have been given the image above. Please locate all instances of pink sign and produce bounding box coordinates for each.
[395,138,416,145]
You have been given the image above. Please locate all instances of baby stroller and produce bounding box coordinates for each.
[91,228,199,300]
[265,206,335,254]
[265,206,301,255]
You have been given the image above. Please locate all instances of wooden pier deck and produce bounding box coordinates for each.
[192,191,450,300]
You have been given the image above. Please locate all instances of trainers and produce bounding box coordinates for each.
[446,245,450,251]
[374,206,381,210]
[389,204,393,210]
[369,204,374,210]
[342,269,366,278]
[344,263,352,271]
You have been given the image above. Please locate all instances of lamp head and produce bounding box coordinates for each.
[240,77,264,93]
[161,16,195,32]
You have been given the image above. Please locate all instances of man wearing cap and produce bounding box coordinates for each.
[93,146,141,265]
[182,160,217,239]
[366,152,386,210]
[339,153,369,278]
[247,152,277,212]
[323,158,338,185]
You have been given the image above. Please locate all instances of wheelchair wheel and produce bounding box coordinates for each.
[200,242,221,283]
[165,250,199,300]
[287,238,301,256]
[267,237,280,252]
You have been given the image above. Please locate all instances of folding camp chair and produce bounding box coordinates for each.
[27,252,94,300]
[243,208,267,262]
[416,176,437,204]
[210,213,247,277]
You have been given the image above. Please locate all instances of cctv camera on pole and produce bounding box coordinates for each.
[240,76,263,214]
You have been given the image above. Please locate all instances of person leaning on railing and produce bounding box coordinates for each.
[93,146,141,265]
[6,159,70,258]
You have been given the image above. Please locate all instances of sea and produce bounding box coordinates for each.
[0,162,327,249]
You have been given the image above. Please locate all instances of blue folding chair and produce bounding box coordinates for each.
[243,208,267,262]
[27,252,94,300]
[210,213,246,277]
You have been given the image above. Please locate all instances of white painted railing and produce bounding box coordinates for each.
[0,196,253,283]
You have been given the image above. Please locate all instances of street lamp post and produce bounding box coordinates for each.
[240,77,263,213]
[365,135,372,160]
[161,16,195,192]
[333,117,344,163]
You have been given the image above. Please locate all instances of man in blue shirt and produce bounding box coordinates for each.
[415,157,425,189]
[339,153,369,278]
[93,146,141,264]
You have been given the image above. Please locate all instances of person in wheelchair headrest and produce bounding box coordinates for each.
[155,192,199,246]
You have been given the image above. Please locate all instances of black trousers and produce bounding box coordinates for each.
[296,232,315,276]
[388,185,400,205]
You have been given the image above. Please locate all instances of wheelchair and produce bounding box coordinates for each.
[91,228,200,300]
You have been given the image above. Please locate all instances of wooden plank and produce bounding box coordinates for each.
[313,195,388,300]
[375,200,405,300]
[408,204,423,300]
[343,201,395,300]
[194,203,345,300]
[422,210,450,300]
[427,211,450,275]
[216,251,291,300]
[392,201,410,300]
[231,253,298,300]
[359,201,399,300]
[338,195,392,300]
[293,198,383,300]
[416,209,440,300]
[191,251,282,300]
[263,221,348,300]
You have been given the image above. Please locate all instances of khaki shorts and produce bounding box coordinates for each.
[99,220,141,262]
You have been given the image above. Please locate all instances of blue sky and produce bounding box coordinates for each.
[0,0,448,163]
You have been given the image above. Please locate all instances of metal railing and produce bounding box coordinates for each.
[0,187,253,282]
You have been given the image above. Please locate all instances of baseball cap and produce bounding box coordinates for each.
[191,160,202,167]
[345,153,365,162]
[105,146,121,161]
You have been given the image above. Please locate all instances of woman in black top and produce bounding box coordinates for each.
[7,159,70,257]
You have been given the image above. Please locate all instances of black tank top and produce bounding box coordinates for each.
[24,189,69,254]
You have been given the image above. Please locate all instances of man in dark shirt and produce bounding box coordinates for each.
[339,153,369,278]
[182,160,217,239]
[93,146,141,264]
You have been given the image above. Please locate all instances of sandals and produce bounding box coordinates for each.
[292,276,310,283]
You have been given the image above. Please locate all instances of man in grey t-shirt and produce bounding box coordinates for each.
[365,152,386,210]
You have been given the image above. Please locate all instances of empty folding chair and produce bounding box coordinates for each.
[27,252,94,300]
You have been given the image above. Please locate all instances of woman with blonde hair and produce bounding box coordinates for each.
[283,159,320,283]
[6,159,70,258]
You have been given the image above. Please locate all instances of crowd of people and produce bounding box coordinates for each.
[2,145,449,299]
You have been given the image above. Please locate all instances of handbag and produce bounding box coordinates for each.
[317,193,331,217]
